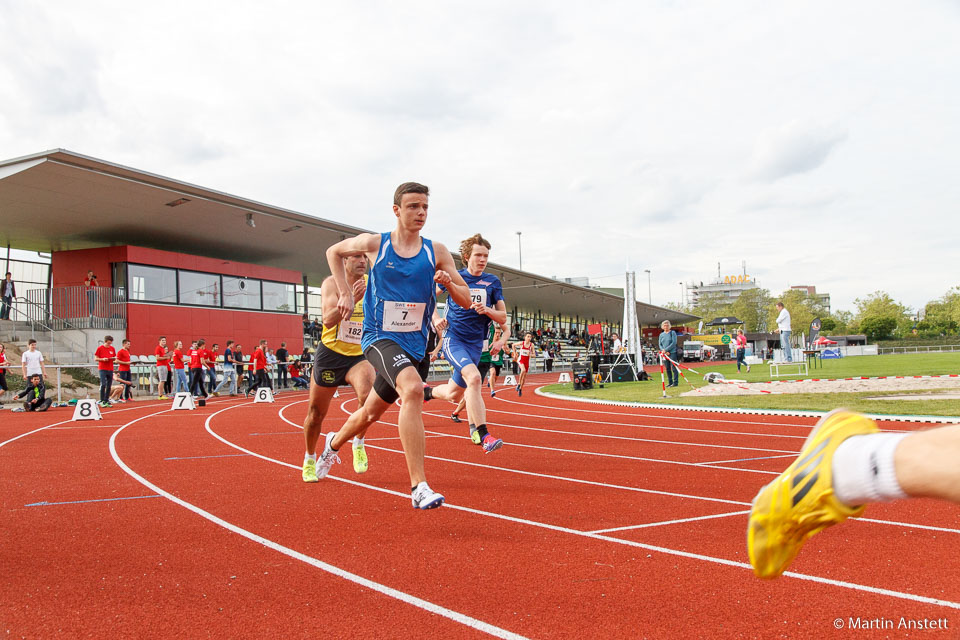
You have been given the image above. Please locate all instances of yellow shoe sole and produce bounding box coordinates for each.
[352,446,368,474]
[747,409,879,579]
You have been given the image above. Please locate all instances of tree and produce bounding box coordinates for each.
[860,316,897,341]
[854,291,910,339]
[729,287,772,332]
[692,292,733,329]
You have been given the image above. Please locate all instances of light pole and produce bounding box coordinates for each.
[643,269,651,304]
[679,282,684,307]
[516,231,523,270]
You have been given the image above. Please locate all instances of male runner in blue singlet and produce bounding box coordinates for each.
[315,182,472,510]
[425,233,510,452]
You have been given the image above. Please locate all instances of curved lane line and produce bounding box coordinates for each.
[109,400,528,640]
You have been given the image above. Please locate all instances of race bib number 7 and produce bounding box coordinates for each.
[383,301,425,332]
[337,320,363,344]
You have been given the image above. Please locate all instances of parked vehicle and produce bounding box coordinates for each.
[682,340,704,362]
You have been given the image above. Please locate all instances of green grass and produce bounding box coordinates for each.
[543,353,960,417]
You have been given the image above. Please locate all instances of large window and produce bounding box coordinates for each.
[223,276,262,310]
[178,270,220,307]
[129,265,177,303]
[263,281,296,312]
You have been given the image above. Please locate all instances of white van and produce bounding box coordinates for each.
[682,341,704,362]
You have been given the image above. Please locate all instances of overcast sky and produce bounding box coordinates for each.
[2,1,958,314]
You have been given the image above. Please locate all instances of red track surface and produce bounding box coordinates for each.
[3,374,958,638]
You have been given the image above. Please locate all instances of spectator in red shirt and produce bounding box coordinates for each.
[288,360,309,389]
[116,338,133,402]
[205,343,220,394]
[171,340,188,395]
[246,339,269,397]
[155,336,171,400]
[95,335,117,407]
[189,339,207,398]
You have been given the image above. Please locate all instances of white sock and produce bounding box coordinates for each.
[304,452,316,463]
[831,433,908,506]
[353,437,364,448]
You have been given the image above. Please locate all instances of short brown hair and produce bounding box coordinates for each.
[393,182,429,206]
[459,233,491,262]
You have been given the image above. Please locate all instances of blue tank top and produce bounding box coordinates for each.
[362,232,437,360]
[439,269,503,344]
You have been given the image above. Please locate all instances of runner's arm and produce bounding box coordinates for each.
[432,242,471,309]
[326,233,380,321]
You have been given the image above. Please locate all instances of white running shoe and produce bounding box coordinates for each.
[411,482,444,510]
[316,431,341,479]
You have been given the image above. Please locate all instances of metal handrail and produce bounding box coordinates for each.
[24,285,127,331]
[9,297,90,361]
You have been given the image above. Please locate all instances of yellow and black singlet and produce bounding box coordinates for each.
[320,275,366,357]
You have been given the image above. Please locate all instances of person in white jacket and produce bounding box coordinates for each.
[773,302,792,362]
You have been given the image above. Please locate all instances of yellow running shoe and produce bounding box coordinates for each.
[302,458,319,483]
[748,409,879,579]
[352,442,368,474]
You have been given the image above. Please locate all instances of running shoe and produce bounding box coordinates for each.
[352,441,368,474]
[302,457,319,483]
[516,385,522,396]
[451,413,462,423]
[482,433,503,453]
[411,482,444,510]
[211,392,220,397]
[158,395,170,400]
[315,431,341,480]
[490,389,496,398]
[469,425,482,445]
[423,384,433,402]
[748,409,879,579]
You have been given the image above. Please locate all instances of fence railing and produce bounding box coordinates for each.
[25,286,126,330]
[878,344,960,355]
[7,297,90,362]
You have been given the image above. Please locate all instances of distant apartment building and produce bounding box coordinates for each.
[686,274,758,306]
[789,285,831,314]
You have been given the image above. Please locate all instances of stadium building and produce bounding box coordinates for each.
[0,149,697,363]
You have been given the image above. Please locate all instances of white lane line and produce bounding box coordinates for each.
[493,394,816,427]
[213,403,960,612]
[350,405,960,537]
[482,403,811,440]
[422,430,780,476]
[588,510,752,534]
[109,403,528,640]
[422,410,799,454]
[696,454,797,465]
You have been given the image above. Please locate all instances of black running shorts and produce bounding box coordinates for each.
[364,339,420,404]
[312,343,367,388]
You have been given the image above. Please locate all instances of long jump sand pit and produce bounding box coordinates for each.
[682,375,960,397]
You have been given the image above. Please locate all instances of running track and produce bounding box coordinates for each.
[2,374,957,638]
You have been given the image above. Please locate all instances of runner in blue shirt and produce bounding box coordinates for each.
[425,233,510,452]
[314,182,471,510]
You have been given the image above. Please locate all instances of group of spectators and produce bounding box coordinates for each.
[0,334,313,412]
[91,336,312,407]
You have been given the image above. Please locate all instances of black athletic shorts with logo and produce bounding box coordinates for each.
[364,338,420,404]
[312,343,366,388]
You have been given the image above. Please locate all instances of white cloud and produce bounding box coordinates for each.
[0,0,958,314]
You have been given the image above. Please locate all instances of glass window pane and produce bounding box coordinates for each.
[263,281,296,312]
[179,271,220,306]
[129,264,177,303]
[223,276,262,310]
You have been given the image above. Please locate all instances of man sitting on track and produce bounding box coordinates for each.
[424,233,510,452]
[512,332,536,396]
[302,254,376,482]
[749,409,960,579]
[312,181,471,510]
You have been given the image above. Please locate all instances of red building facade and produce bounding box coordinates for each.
[51,246,303,355]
